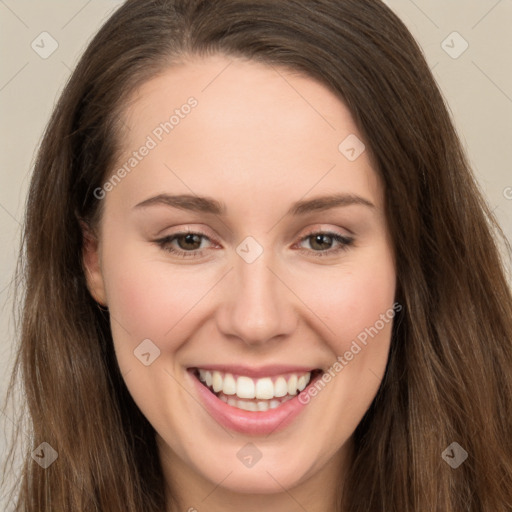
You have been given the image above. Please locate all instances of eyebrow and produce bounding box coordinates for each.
[133,192,374,216]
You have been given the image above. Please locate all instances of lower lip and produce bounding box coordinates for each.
[188,370,315,436]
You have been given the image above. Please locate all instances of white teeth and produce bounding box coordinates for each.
[238,400,258,412]
[255,377,274,399]
[196,369,313,401]
[236,376,255,399]
[297,375,308,391]
[274,377,288,397]
[212,371,223,393]
[269,400,280,409]
[216,392,295,412]
[287,374,298,395]
[257,401,270,412]
[222,373,236,395]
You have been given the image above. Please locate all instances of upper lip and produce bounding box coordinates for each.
[189,364,319,378]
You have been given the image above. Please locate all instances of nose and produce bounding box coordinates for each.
[216,251,298,347]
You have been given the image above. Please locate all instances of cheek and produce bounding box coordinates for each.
[100,234,211,359]
[297,248,396,353]
[106,261,218,338]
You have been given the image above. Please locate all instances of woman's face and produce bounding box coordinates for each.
[83,54,396,499]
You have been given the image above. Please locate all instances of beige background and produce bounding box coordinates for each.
[1,1,511,509]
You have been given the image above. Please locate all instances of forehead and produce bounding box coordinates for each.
[109,54,382,213]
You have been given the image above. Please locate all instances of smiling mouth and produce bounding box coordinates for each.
[190,367,323,412]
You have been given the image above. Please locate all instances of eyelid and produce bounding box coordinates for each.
[154,225,220,247]
[295,223,354,240]
[293,230,354,256]
[296,230,353,245]
[155,224,217,238]
[153,227,220,259]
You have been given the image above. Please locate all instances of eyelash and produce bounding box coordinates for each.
[154,229,354,259]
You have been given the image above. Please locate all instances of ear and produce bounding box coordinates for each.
[80,220,107,306]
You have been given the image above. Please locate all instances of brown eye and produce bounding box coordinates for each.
[155,231,214,259]
[296,231,354,257]
[175,233,203,251]
[309,234,336,251]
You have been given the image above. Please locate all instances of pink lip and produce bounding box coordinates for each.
[188,369,318,435]
[188,364,317,378]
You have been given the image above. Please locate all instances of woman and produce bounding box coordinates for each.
[2,0,512,510]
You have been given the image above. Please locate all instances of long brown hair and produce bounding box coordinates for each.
[2,0,512,510]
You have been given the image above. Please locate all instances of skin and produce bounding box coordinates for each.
[83,54,396,512]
